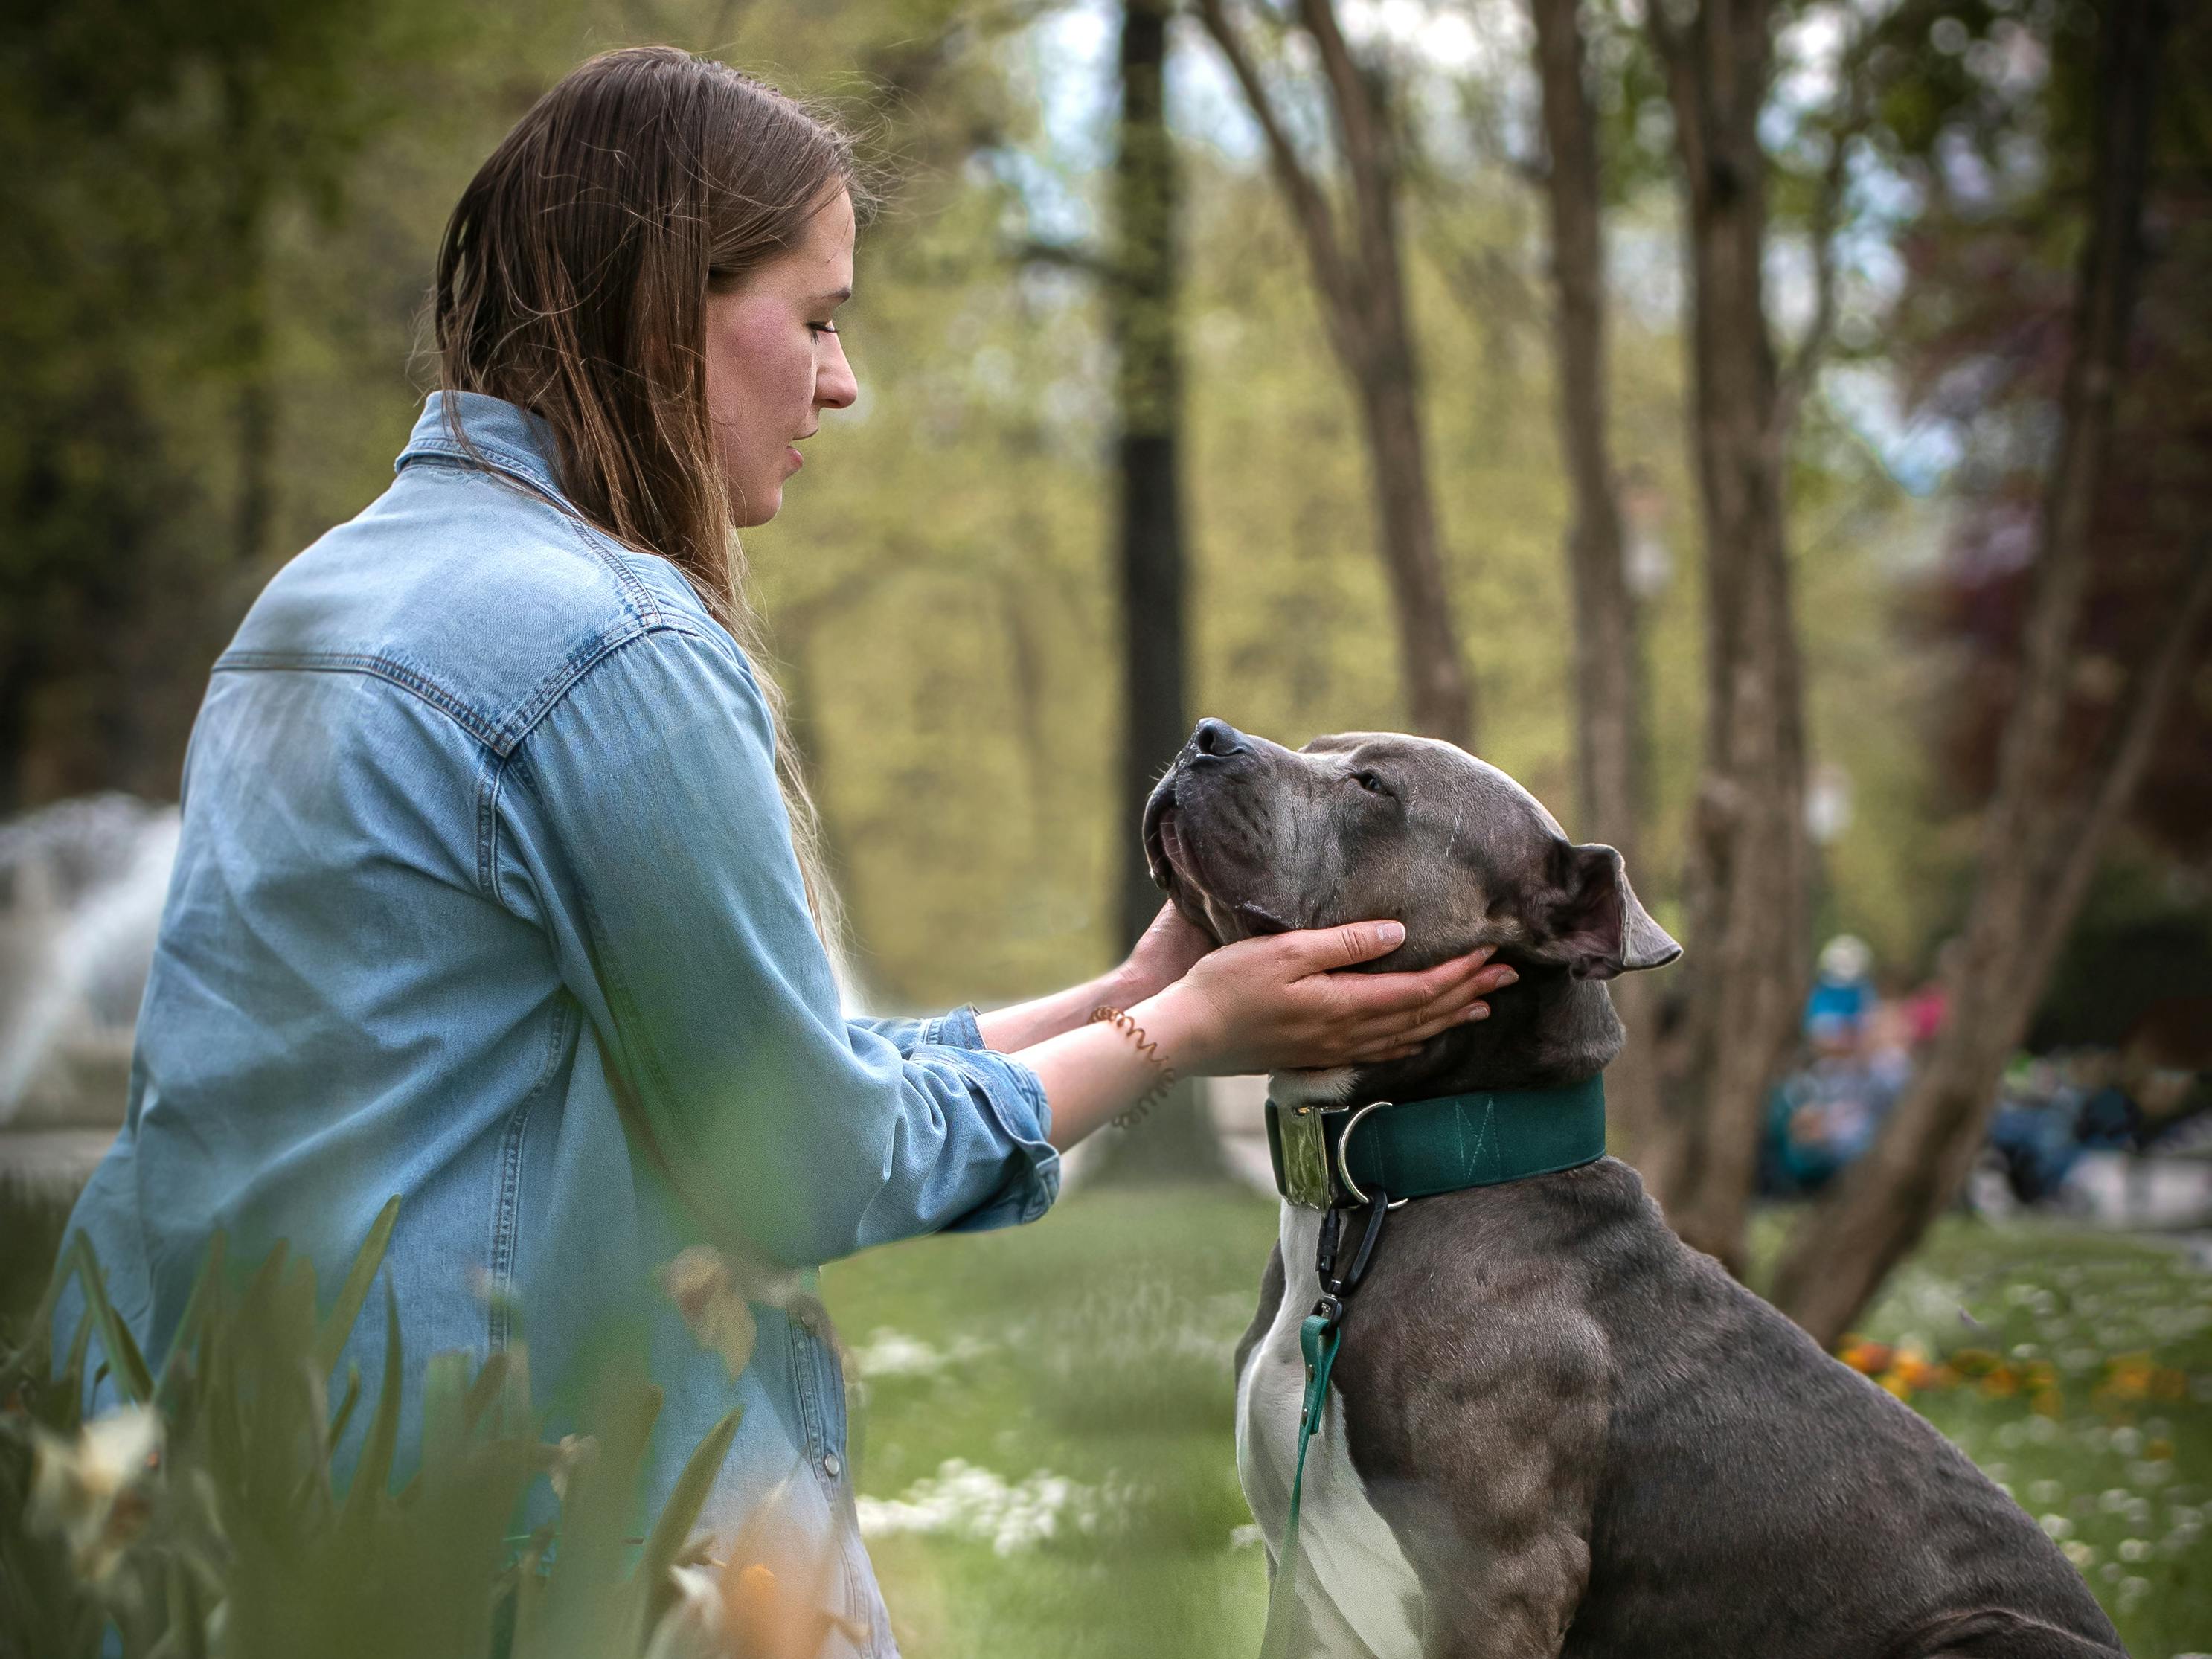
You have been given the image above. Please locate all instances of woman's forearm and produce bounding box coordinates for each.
[973,966,1144,1053]
[1016,989,1206,1152]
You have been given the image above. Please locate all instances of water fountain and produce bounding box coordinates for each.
[0,794,177,1158]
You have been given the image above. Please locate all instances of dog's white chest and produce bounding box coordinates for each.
[1235,1202,1424,1659]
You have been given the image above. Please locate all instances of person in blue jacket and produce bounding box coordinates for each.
[55,47,1511,1652]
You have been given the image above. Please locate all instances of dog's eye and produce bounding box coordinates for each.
[1350,771,1391,798]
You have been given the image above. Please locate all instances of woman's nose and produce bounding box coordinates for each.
[816,333,859,412]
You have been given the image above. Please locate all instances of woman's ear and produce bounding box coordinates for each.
[1533,840,1682,980]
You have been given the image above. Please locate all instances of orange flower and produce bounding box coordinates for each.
[1838,1340,1894,1376]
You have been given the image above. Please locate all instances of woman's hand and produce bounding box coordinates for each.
[1133,920,1516,1078]
[1114,900,1215,1004]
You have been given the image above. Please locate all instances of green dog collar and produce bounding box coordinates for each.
[1263,1074,1607,1210]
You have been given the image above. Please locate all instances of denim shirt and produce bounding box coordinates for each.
[59,391,1059,1654]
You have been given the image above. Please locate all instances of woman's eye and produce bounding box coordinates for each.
[809,321,839,336]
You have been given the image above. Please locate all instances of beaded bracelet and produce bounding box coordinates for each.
[1089,1005,1179,1127]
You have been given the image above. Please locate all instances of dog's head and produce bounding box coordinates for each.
[1144,720,1678,1083]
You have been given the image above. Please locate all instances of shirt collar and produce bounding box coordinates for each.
[396,391,566,500]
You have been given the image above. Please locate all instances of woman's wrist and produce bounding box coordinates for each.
[1127,983,1222,1079]
[1093,958,1155,1014]
[974,966,1147,1053]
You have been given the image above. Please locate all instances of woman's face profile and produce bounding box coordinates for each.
[703,187,859,527]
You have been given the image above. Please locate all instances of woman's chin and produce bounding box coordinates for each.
[733,484,783,528]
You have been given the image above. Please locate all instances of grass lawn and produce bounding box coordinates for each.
[824,1184,2212,1659]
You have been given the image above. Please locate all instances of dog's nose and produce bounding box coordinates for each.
[1192,718,1252,760]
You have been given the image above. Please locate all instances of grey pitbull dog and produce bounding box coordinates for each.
[1144,719,2124,1659]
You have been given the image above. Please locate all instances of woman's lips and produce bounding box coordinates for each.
[785,444,804,472]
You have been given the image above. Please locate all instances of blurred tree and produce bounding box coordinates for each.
[1194,0,1476,748]
[1632,0,1870,1269]
[1775,0,2205,1345]
[1526,0,1663,1158]
[0,0,456,812]
[1089,0,1229,1186]
[1108,0,1192,958]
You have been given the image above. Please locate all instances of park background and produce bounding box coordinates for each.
[1,0,2209,1654]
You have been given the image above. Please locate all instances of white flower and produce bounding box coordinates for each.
[548,1433,598,1503]
[856,1459,1126,1557]
[641,1563,726,1659]
[28,1405,163,1583]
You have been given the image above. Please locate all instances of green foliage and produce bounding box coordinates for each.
[0,1203,746,1659]
[0,0,468,808]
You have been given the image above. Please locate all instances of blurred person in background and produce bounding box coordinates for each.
[1764,934,1898,1195]
[50,48,1515,1655]
[1804,933,1876,1048]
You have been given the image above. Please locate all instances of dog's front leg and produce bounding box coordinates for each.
[1400,1506,1589,1659]
[1341,1303,1609,1659]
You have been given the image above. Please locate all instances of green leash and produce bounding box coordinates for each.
[1254,1076,1608,1657]
[1258,1309,1342,1659]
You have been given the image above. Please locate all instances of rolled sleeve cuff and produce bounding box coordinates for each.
[923,1004,986,1051]
[850,1006,985,1058]
[935,1047,1059,1232]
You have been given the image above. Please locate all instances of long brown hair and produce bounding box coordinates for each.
[435,46,858,944]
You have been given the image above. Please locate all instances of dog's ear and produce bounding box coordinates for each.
[1533,841,1682,980]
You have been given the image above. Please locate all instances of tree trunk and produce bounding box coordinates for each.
[1196,0,1475,751]
[1088,0,1230,1189]
[1639,0,1811,1271]
[1772,0,2177,1345]
[1527,0,1661,1161]
[1111,0,1190,954]
[1356,374,1472,748]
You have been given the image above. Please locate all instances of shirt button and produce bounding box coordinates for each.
[797,1310,818,1335]
[822,1451,842,1478]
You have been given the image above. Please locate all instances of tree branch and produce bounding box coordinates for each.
[1976,0,2166,867]
[2024,541,2212,988]
[1298,0,1388,259]
[1773,33,1875,446]
[1007,237,1111,277]
[1643,0,1706,199]
[1195,0,1354,313]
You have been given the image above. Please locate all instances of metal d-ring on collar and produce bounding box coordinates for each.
[1336,1100,1411,1210]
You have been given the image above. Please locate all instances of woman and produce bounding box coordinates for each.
[60,46,1510,1651]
